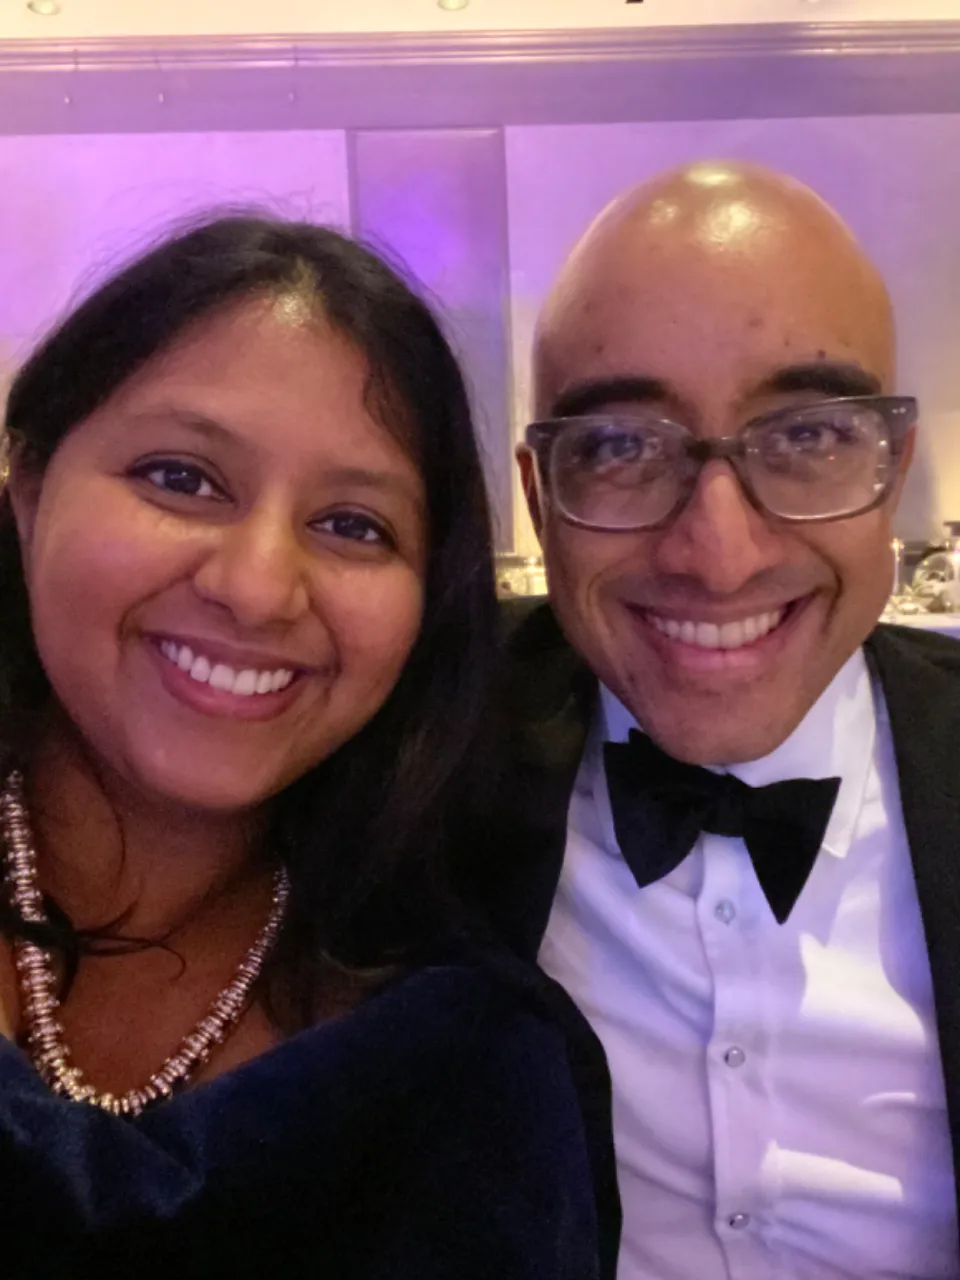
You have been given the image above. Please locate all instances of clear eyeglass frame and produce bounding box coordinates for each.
[524,395,917,533]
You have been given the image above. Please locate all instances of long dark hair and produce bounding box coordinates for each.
[0,214,498,1026]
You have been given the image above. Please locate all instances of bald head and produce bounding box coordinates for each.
[522,160,913,766]
[535,160,894,416]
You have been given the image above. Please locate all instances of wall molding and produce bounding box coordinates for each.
[2,23,960,69]
[1,22,960,133]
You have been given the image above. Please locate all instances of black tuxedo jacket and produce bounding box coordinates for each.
[465,600,960,1228]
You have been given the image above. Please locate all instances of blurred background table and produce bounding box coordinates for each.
[884,613,960,640]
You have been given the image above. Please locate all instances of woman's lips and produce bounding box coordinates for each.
[145,637,311,721]
[155,637,298,698]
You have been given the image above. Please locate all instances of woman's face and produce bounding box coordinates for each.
[10,295,427,813]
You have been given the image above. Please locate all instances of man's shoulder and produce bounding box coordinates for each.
[496,597,597,722]
[865,624,960,771]
[868,622,960,681]
[499,595,561,648]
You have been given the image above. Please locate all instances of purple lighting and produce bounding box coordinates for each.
[352,128,513,545]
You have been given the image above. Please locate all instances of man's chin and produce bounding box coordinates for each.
[614,679,814,766]
[653,723,798,767]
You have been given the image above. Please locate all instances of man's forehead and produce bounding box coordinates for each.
[535,244,893,414]
[545,229,875,329]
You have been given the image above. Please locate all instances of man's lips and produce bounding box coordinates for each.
[625,598,812,670]
[637,605,795,652]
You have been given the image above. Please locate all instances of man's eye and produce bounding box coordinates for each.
[787,425,831,451]
[131,460,222,499]
[313,511,391,546]
[778,421,861,454]
[575,430,660,467]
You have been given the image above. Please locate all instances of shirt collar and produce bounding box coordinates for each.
[598,648,877,862]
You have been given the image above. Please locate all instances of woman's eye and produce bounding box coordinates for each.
[131,460,223,500]
[313,511,391,546]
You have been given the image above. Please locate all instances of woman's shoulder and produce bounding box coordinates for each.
[219,938,603,1109]
[354,939,622,1278]
[265,940,620,1279]
[148,942,621,1277]
[193,939,618,1213]
[342,936,612,1098]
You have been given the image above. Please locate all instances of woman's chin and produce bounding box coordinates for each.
[118,756,288,818]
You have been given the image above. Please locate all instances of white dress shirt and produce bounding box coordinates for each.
[539,650,958,1279]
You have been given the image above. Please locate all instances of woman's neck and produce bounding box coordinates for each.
[21,712,268,940]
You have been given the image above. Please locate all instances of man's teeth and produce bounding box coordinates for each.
[649,610,785,650]
[158,641,295,696]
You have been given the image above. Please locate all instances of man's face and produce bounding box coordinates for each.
[524,220,911,764]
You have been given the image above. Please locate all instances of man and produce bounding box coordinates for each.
[484,161,960,1278]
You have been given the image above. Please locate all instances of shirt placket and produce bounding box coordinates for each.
[697,830,777,1280]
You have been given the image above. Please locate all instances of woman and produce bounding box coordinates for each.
[0,216,618,1276]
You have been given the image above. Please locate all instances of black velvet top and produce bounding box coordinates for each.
[0,942,620,1279]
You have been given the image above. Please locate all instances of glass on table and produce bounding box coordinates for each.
[882,537,924,620]
[909,522,960,614]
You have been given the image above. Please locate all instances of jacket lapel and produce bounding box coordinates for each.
[866,624,960,1191]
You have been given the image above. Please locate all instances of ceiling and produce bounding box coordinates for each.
[3,0,958,41]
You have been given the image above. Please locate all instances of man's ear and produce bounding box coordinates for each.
[516,444,544,538]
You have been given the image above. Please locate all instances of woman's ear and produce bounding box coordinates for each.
[4,439,42,563]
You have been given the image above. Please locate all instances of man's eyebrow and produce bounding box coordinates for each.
[543,363,882,422]
[547,377,673,419]
[757,362,883,399]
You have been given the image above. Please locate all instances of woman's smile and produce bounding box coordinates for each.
[144,632,319,722]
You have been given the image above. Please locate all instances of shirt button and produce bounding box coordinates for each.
[714,899,737,924]
[724,1046,746,1068]
[727,1212,751,1231]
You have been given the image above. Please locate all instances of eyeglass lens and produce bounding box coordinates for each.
[550,402,895,529]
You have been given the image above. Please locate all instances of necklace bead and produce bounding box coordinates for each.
[1,770,289,1117]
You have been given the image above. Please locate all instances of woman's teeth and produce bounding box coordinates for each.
[649,609,785,651]
[158,641,295,696]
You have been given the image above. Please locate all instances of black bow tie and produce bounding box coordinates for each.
[603,731,841,924]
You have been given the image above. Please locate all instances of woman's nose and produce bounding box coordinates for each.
[191,509,311,629]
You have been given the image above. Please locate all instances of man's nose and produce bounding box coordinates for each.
[652,461,784,595]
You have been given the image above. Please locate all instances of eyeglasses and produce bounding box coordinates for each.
[524,396,916,532]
